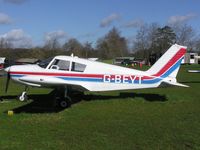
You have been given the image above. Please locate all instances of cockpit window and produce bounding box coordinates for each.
[50,59,70,71]
[71,62,86,72]
[38,57,53,68]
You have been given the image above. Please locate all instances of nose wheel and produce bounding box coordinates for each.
[19,92,28,101]
[18,86,28,102]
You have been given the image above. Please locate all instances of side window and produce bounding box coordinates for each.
[57,60,70,70]
[50,59,70,71]
[71,62,86,72]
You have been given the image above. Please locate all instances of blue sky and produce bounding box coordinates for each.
[0,0,199,48]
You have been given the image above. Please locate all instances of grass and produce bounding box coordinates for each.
[0,64,200,150]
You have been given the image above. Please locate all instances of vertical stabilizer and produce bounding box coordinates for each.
[146,44,187,78]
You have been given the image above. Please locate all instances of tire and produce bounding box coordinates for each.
[59,96,71,108]
[19,92,28,102]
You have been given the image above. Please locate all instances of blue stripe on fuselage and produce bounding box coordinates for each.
[11,75,24,78]
[58,77,103,82]
[141,58,183,84]
[161,58,182,78]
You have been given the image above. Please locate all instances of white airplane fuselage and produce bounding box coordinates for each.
[7,44,187,92]
[8,62,159,92]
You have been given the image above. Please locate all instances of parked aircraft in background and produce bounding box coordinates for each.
[188,70,200,73]
[4,44,188,108]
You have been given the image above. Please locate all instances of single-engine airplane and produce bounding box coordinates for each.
[4,44,188,108]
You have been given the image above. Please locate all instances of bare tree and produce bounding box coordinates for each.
[172,24,196,51]
[44,38,61,50]
[0,38,12,49]
[133,23,160,51]
[63,38,83,56]
[133,24,149,51]
[96,27,128,59]
[133,23,160,61]
[194,37,200,52]
[133,24,176,64]
[82,41,94,58]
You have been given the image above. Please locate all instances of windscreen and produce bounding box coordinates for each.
[38,57,53,68]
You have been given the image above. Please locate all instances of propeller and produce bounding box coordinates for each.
[4,67,11,93]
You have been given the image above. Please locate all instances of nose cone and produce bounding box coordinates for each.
[4,67,11,72]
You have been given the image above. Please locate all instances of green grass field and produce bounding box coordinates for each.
[0,65,200,150]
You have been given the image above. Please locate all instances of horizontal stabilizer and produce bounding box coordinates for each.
[159,81,189,88]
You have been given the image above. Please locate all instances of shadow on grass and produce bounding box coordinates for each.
[2,91,167,114]
[181,81,200,84]
[2,90,71,114]
[84,92,167,102]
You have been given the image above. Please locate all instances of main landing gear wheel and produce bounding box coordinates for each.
[58,96,71,108]
[19,92,28,102]
[54,86,72,108]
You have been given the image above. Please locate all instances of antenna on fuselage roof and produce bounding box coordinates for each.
[70,53,78,58]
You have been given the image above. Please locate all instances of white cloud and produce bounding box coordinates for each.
[0,29,32,48]
[122,19,144,28]
[0,12,12,24]
[168,13,197,25]
[100,13,121,27]
[3,0,28,4]
[44,30,67,41]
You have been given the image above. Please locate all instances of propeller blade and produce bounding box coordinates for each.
[5,71,10,93]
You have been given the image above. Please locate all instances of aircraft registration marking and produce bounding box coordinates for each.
[103,75,142,84]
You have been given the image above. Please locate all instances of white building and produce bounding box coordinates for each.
[0,57,6,70]
[181,53,199,64]
[0,57,5,64]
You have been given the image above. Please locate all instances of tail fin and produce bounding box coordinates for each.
[146,44,187,79]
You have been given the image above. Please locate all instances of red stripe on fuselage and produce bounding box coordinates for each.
[10,72,139,80]
[10,71,103,78]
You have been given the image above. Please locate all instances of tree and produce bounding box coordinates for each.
[194,37,200,52]
[82,41,94,58]
[0,38,12,49]
[133,23,160,61]
[96,27,128,59]
[44,38,61,50]
[133,24,176,64]
[133,24,149,52]
[153,26,176,53]
[63,38,83,56]
[96,38,109,59]
[172,24,196,51]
